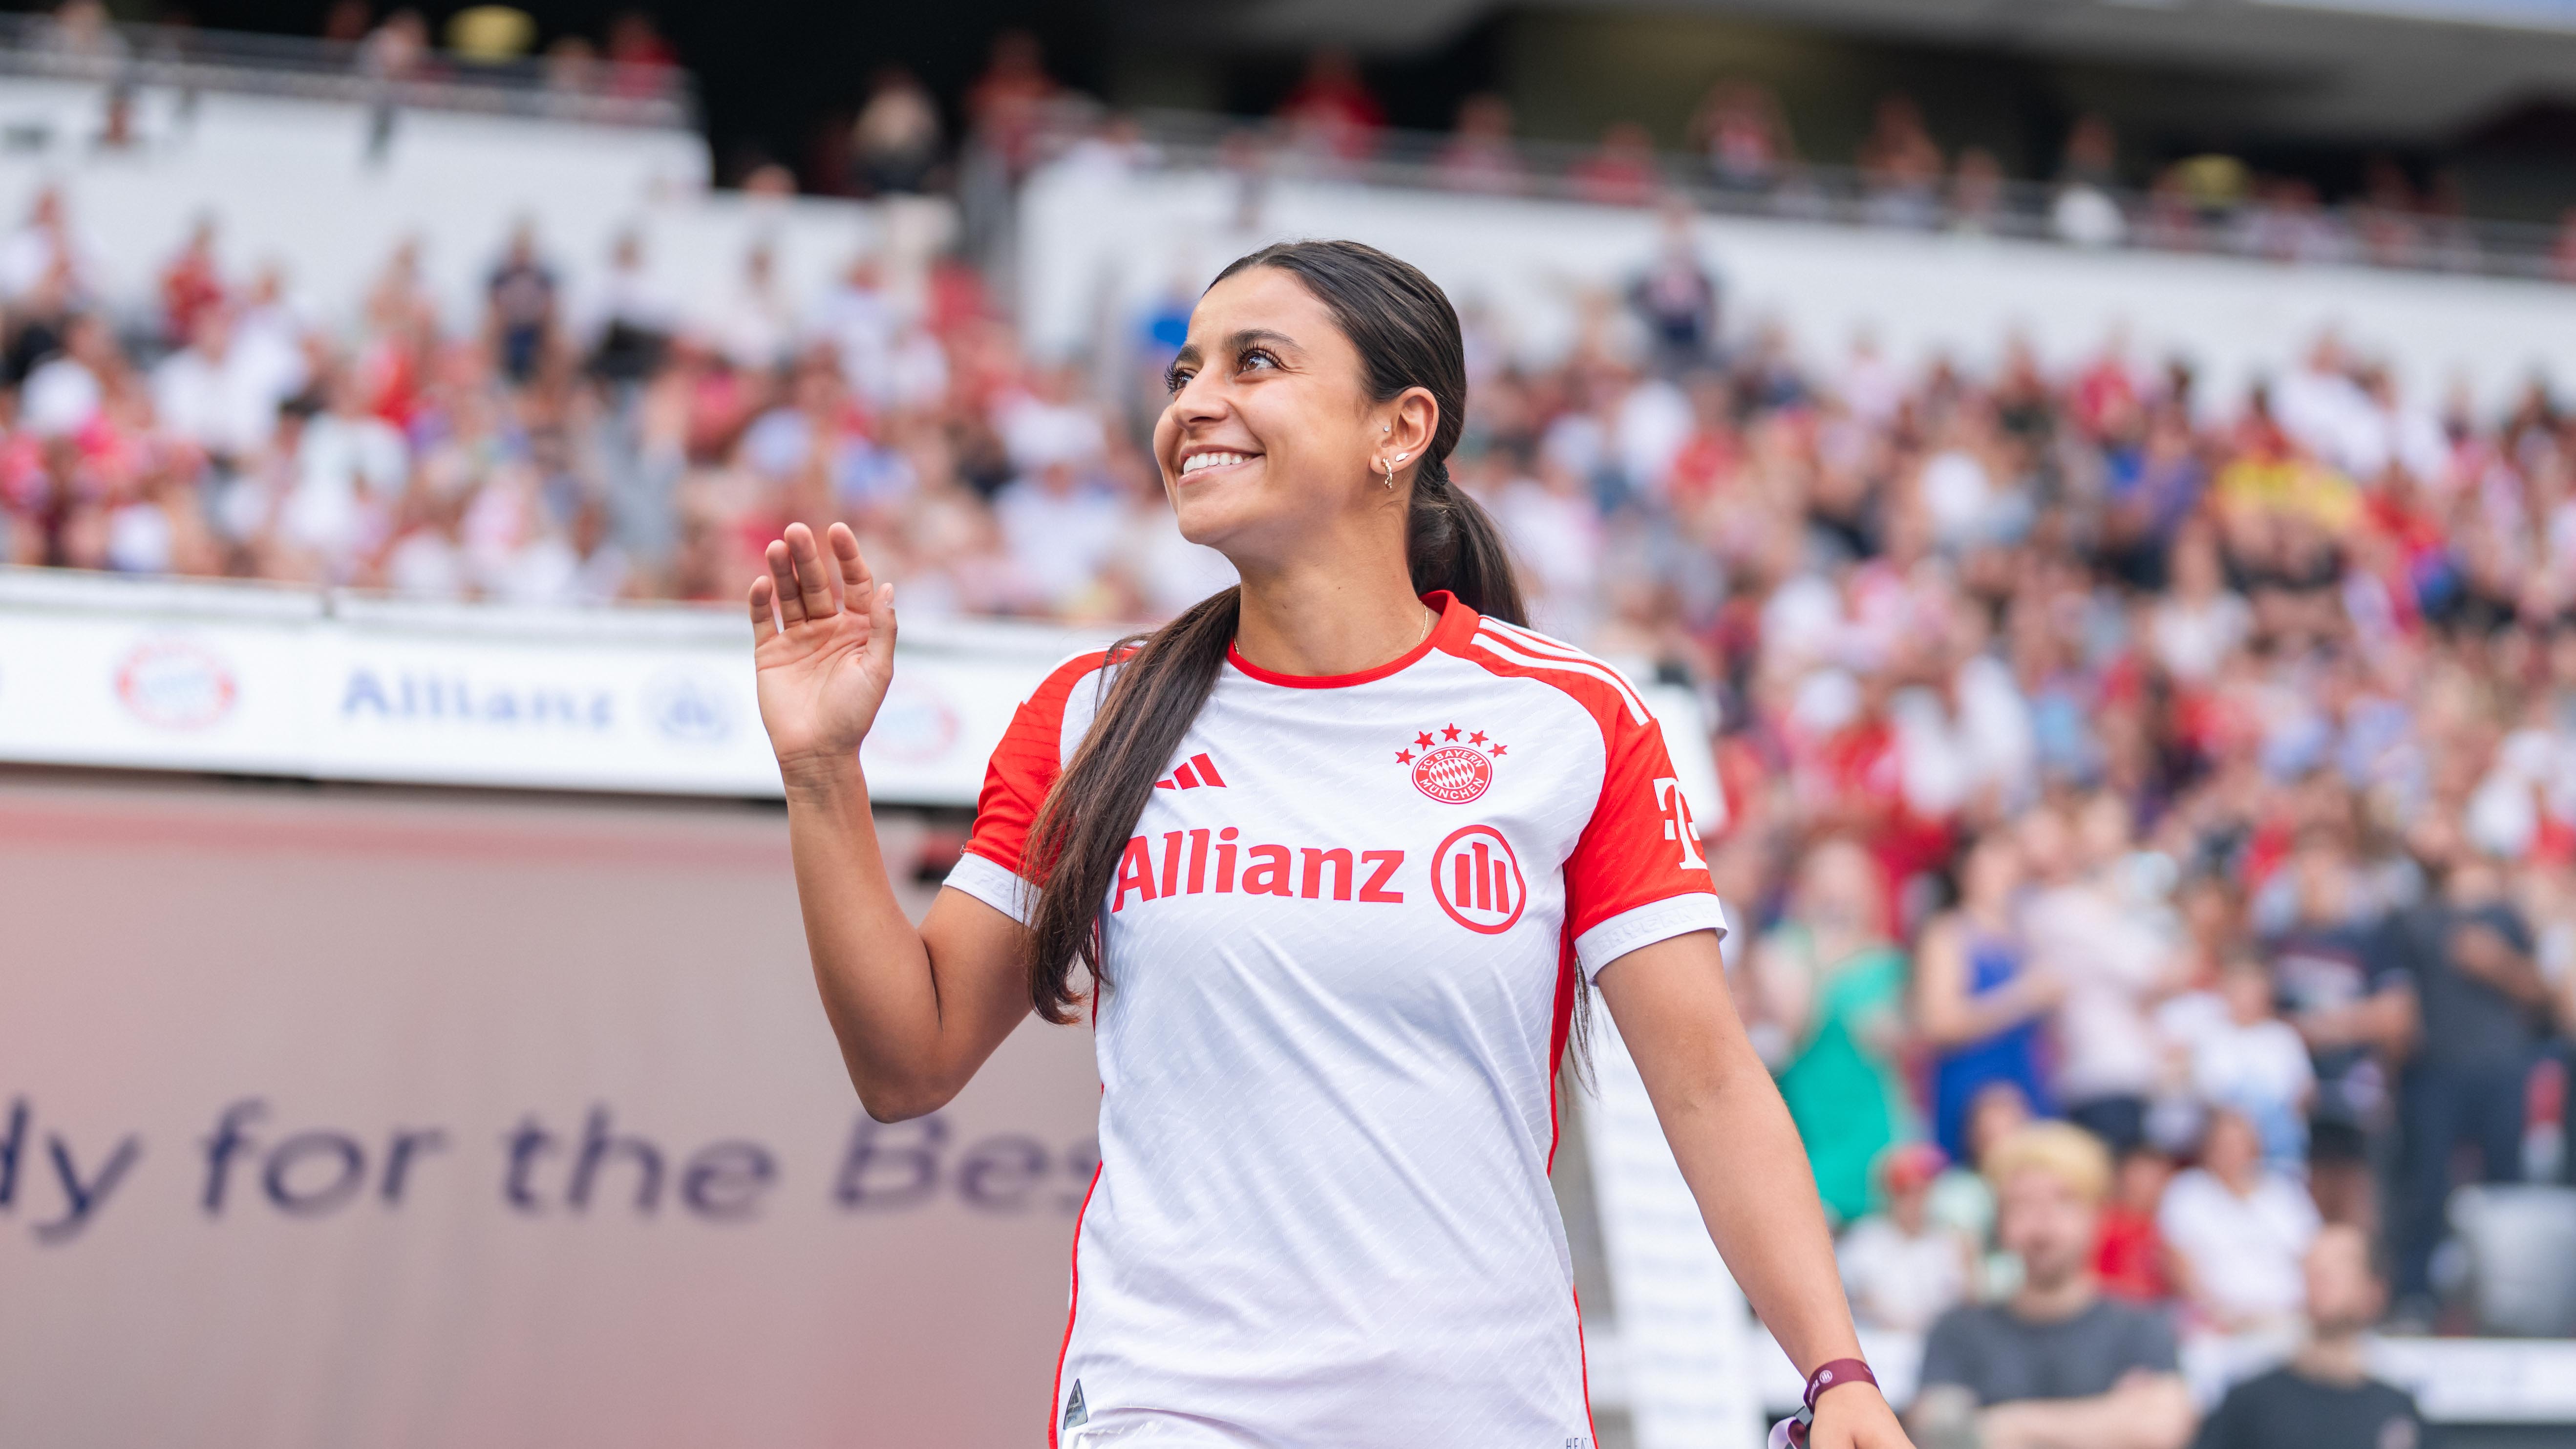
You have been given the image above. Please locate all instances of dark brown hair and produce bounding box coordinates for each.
[1020,239,1527,1023]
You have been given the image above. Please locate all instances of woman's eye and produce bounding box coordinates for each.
[1163,366,1193,394]
[1237,348,1279,375]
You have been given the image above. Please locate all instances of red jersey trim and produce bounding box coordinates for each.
[1046,1160,1105,1448]
[1222,591,1474,689]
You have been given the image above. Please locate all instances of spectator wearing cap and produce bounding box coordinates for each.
[1838,1143,1978,1332]
[2190,1225,2428,1449]
[1910,1122,2194,1449]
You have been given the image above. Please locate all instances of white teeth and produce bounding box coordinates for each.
[1181,451,1253,475]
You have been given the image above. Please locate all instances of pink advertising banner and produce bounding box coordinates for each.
[0,775,1102,1449]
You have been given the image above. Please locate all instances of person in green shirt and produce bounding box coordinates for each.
[1753,836,1919,1222]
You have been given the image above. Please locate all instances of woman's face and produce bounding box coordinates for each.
[1152,266,1423,568]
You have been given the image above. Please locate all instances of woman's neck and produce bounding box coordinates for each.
[1231,553,1437,679]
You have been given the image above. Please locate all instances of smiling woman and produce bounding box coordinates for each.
[742,239,1911,1449]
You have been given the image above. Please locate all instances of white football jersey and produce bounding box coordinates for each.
[945,591,1724,1448]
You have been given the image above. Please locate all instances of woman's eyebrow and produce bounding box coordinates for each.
[1226,328,1299,356]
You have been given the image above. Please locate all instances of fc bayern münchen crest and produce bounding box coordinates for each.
[1395,722,1507,804]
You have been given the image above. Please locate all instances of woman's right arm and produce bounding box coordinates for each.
[753,521,1034,1122]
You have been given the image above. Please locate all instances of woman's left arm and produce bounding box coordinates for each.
[1596,928,1915,1449]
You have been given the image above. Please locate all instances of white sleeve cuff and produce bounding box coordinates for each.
[944,850,1039,927]
[1574,892,1730,982]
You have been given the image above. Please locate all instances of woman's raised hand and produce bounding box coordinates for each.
[748,521,897,786]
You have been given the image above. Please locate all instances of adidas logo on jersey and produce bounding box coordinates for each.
[1152,752,1228,790]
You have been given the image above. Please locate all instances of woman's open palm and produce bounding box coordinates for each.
[748,521,896,780]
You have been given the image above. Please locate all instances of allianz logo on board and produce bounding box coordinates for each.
[339,666,615,731]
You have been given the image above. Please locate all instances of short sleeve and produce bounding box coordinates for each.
[1564,699,1726,980]
[2121,1303,2182,1376]
[1913,1306,1980,1403]
[943,651,1107,927]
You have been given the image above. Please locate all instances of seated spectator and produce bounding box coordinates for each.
[1689,79,1791,193]
[1570,123,1661,208]
[1911,1122,2194,1449]
[1275,47,1383,164]
[1629,205,1722,376]
[1434,93,1523,194]
[851,67,943,196]
[2093,1143,2175,1303]
[21,310,116,437]
[1839,1142,1979,1332]
[1917,831,2059,1165]
[2191,1225,2428,1449]
[1858,93,1944,230]
[1927,1080,2034,1288]
[2167,952,2315,1171]
[2024,795,2182,1155]
[2158,1105,2320,1333]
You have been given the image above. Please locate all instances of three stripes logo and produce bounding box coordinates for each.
[1153,752,1228,791]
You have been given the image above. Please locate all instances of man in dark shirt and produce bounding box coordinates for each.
[1911,1122,2194,1449]
[2268,831,2414,1227]
[2193,1224,2430,1449]
[2391,829,2551,1309]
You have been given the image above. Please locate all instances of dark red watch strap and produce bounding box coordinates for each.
[1803,1358,1876,1410]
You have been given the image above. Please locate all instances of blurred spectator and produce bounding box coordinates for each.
[851,68,943,196]
[1859,94,1944,230]
[1570,123,1661,208]
[0,187,85,303]
[1910,1123,2194,1449]
[2391,827,2552,1310]
[1628,206,1721,375]
[357,8,430,82]
[35,0,127,62]
[160,218,226,349]
[21,311,115,437]
[1840,1143,1979,1332]
[2053,115,2128,249]
[1690,79,1792,193]
[1755,837,1915,1223]
[2158,1105,2321,1332]
[603,12,679,99]
[2268,829,2413,1227]
[1928,1080,2035,1278]
[1918,831,2059,1164]
[485,224,558,384]
[1435,93,1523,195]
[1275,47,1384,165]
[2163,951,2316,1171]
[2190,1226,2428,1449]
[581,231,674,384]
[1949,149,2007,235]
[2023,796,2184,1154]
[2093,1143,2175,1302]
[965,29,1058,178]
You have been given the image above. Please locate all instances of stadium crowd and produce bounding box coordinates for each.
[6,145,2576,1382]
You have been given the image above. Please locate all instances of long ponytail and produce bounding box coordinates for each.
[1021,240,1526,1023]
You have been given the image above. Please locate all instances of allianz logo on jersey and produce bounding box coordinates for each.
[1109,819,1526,933]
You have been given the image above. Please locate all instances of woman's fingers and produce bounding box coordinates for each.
[765,538,808,626]
[784,523,838,620]
[828,522,873,601]
[748,573,780,644]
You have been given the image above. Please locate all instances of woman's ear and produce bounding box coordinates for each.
[1388,386,1439,467]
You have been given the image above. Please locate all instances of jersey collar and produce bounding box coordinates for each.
[1225,590,1477,689]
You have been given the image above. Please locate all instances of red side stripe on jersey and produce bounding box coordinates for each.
[1047,1160,1104,1449]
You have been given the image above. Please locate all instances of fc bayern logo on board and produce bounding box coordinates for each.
[114,638,237,731]
[1431,824,1526,934]
[1396,722,1506,804]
